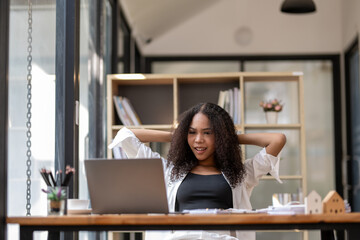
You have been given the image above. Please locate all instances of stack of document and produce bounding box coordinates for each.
[257,204,305,215]
[182,208,256,214]
[182,204,305,215]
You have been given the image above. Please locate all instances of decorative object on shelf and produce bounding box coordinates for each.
[281,0,316,14]
[305,190,322,214]
[265,112,278,124]
[40,166,75,215]
[259,99,283,124]
[43,186,68,215]
[322,190,345,215]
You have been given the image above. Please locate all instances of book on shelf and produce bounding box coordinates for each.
[233,87,239,124]
[217,87,241,124]
[113,96,133,126]
[217,90,226,109]
[221,89,231,117]
[228,89,234,120]
[121,97,142,125]
[113,96,142,126]
[234,87,241,124]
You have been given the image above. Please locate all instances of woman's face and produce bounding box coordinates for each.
[187,113,216,164]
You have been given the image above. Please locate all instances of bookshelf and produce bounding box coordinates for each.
[107,72,306,200]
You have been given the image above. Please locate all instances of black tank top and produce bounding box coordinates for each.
[175,172,233,212]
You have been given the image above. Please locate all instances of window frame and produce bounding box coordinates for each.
[0,0,10,239]
[344,37,359,209]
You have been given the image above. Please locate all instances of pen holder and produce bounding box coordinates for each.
[46,186,68,216]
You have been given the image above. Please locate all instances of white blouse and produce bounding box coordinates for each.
[109,127,282,240]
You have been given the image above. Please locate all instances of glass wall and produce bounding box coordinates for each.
[7,1,56,239]
[244,60,335,199]
[78,0,112,239]
[78,0,90,202]
[7,0,113,239]
[78,0,113,200]
[245,60,334,240]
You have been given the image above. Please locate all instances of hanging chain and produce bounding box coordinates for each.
[26,0,33,216]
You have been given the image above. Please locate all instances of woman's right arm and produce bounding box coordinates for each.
[129,128,172,143]
[109,127,171,159]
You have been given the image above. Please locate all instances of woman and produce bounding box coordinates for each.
[109,102,286,240]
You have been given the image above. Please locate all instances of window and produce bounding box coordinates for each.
[8,1,56,239]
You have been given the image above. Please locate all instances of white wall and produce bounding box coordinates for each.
[140,0,342,56]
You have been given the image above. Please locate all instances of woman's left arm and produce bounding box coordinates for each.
[237,132,286,157]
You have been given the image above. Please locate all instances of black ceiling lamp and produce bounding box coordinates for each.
[281,0,316,14]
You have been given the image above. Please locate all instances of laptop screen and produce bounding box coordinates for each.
[85,158,169,214]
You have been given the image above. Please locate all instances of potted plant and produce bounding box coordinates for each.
[259,99,283,124]
[42,186,68,215]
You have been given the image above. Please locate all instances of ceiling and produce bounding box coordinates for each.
[119,0,219,44]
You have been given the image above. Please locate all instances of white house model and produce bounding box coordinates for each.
[305,190,322,214]
[322,190,345,215]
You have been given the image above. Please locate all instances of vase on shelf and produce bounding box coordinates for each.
[265,111,278,124]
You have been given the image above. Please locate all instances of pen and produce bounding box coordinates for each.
[62,167,75,186]
[40,168,51,186]
[62,171,72,186]
[47,170,56,187]
[59,170,63,187]
[40,166,75,187]
[55,170,59,186]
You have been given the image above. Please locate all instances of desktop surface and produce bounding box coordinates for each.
[7,213,360,240]
[7,212,360,226]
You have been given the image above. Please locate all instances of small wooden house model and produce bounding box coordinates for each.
[322,190,345,215]
[305,190,322,214]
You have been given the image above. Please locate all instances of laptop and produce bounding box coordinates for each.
[84,158,169,214]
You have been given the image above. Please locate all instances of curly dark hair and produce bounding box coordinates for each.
[167,102,245,188]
